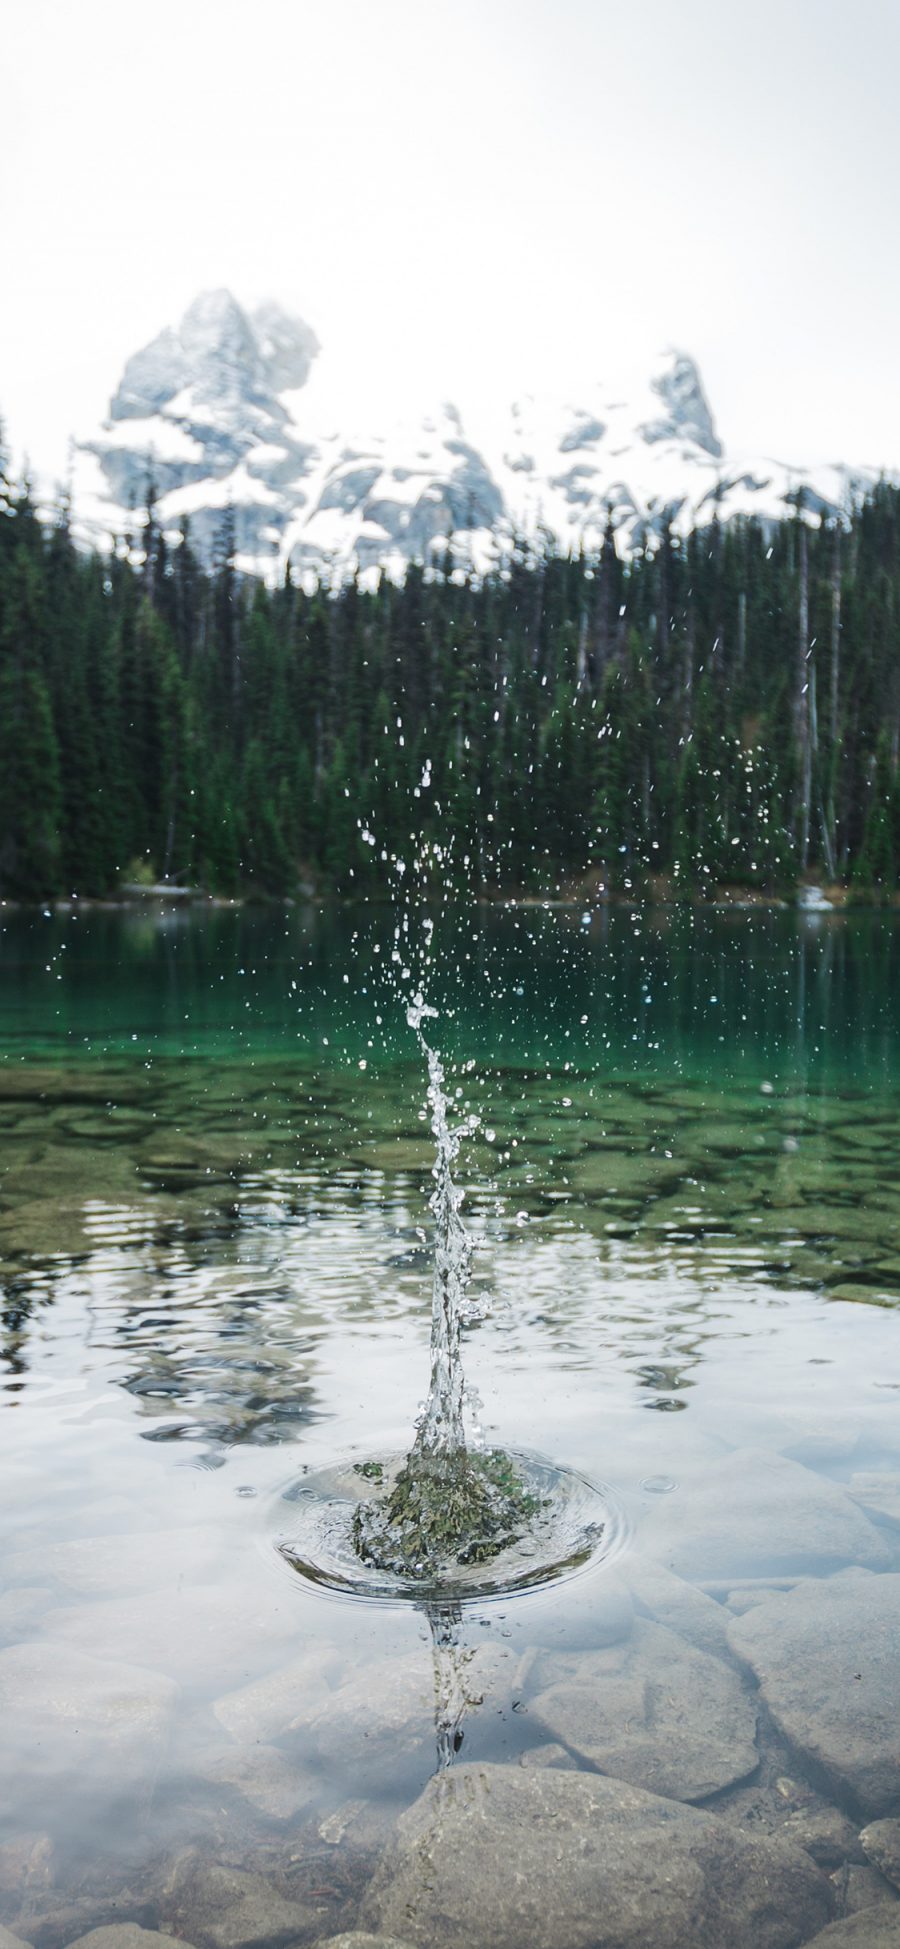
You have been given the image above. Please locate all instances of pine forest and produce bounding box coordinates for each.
[2,448,900,905]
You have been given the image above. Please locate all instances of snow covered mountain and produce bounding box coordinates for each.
[72,289,889,582]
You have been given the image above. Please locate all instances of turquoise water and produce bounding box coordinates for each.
[4,901,900,1081]
[1,903,900,1945]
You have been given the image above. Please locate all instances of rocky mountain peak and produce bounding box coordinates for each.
[641,349,722,458]
[73,293,884,581]
[109,289,319,428]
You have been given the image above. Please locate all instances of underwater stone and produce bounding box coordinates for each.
[621,1556,731,1658]
[0,1644,177,1788]
[213,1646,339,1743]
[309,1938,417,1949]
[782,1807,866,1868]
[0,1830,54,1900]
[0,1929,36,1949]
[0,1586,54,1644]
[800,1916,900,1947]
[42,1586,307,1692]
[729,1572,900,1817]
[194,1744,317,1820]
[5,1529,224,1597]
[159,1860,319,1949]
[364,1762,832,1949]
[638,1449,891,1580]
[290,1644,514,1778]
[66,1932,202,1949]
[528,1619,758,1802]
[847,1474,900,1531]
[510,1571,633,1655]
[860,1820,900,1890]
[831,1866,899,1914]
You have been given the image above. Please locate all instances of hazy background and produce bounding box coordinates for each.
[3,0,899,481]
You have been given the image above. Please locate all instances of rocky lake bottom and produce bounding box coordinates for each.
[2,906,900,1949]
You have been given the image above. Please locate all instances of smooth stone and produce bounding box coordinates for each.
[39,1586,308,1691]
[726,1581,804,1616]
[860,1820,900,1889]
[161,1860,318,1949]
[0,1586,53,1641]
[67,1933,200,1949]
[783,1808,867,1868]
[6,1529,223,1596]
[729,1571,900,1818]
[801,1916,900,1947]
[638,1450,890,1580]
[515,1571,634,1653]
[622,1555,731,1657]
[310,1938,416,1949]
[213,1646,339,1742]
[831,1866,899,1914]
[0,1930,35,1949]
[827,1286,899,1309]
[0,1644,177,1786]
[363,1762,833,1949]
[848,1474,900,1530]
[517,1742,574,1769]
[196,1744,317,1819]
[317,1801,396,1851]
[292,1645,514,1776]
[529,1618,758,1802]
[0,1200,92,1260]
[0,1831,54,1896]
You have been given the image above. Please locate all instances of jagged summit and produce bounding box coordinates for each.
[71,290,886,582]
[110,289,319,422]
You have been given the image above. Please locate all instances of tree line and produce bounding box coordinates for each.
[1,439,900,902]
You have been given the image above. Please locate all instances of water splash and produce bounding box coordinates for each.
[406,990,472,1458]
[426,1602,468,1770]
[351,989,544,1579]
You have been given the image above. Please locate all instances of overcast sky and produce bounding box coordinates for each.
[4,0,900,484]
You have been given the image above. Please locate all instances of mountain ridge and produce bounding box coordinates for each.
[71,289,891,581]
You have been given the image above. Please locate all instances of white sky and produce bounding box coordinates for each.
[4,0,900,485]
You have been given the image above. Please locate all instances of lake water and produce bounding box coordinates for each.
[2,903,900,1949]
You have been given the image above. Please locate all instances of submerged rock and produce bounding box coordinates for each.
[0,1586,54,1644]
[309,1938,416,1949]
[782,1807,866,1868]
[0,1644,177,1790]
[848,1474,900,1531]
[213,1646,339,1744]
[729,1571,900,1817]
[0,1830,54,1900]
[363,1762,832,1949]
[621,1555,731,1658]
[66,1932,201,1949]
[0,1929,36,1949]
[40,1585,312,1692]
[860,1820,900,1890]
[528,1618,758,1801]
[290,1644,514,1781]
[800,1918,900,1947]
[194,1744,317,1820]
[638,1450,890,1581]
[5,1528,224,1597]
[160,1859,319,1949]
[830,1865,899,1915]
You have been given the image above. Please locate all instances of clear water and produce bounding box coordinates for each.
[2,903,900,1944]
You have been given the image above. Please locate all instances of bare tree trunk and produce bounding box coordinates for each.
[796,518,812,871]
[682,603,695,743]
[827,523,842,871]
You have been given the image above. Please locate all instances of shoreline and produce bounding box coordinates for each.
[0,882,897,916]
